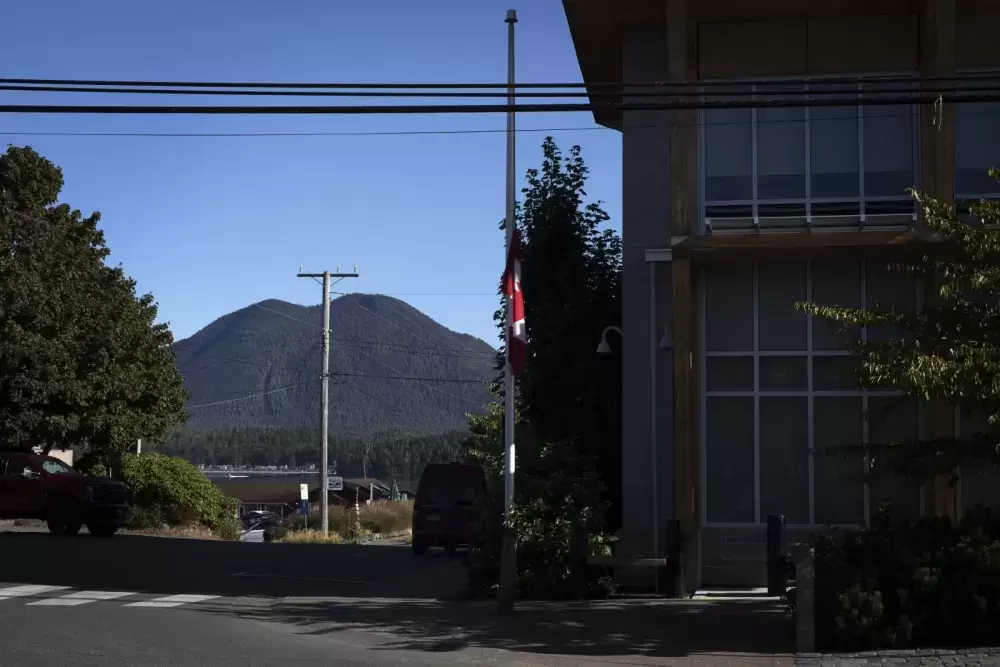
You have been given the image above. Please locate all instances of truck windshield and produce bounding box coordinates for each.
[41,458,78,475]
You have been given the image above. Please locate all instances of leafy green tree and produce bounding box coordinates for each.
[491,137,622,526]
[0,146,186,463]
[469,138,622,598]
[801,178,1000,480]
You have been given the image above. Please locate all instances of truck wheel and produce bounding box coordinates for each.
[87,524,118,538]
[46,500,83,536]
[412,539,427,556]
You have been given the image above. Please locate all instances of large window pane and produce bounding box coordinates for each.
[758,261,807,350]
[865,262,916,343]
[813,356,860,391]
[706,357,754,391]
[811,261,862,350]
[705,263,754,352]
[757,85,806,200]
[814,397,865,525]
[704,87,753,202]
[867,396,921,520]
[760,356,807,391]
[959,407,1000,513]
[811,84,860,198]
[705,397,755,523]
[955,101,1000,196]
[863,84,915,198]
[760,397,809,523]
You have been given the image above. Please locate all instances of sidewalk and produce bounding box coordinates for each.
[233,595,795,666]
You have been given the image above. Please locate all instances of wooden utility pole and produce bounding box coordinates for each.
[297,268,359,537]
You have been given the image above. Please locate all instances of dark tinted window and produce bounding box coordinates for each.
[416,466,485,507]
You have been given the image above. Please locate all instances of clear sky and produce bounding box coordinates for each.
[0,0,622,346]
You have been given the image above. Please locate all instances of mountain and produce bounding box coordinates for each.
[172,294,497,436]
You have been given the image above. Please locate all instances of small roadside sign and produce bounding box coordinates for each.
[327,476,343,491]
[299,499,309,516]
[300,483,309,500]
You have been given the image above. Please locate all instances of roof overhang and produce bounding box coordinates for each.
[562,0,664,130]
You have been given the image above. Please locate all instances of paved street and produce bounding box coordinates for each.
[0,529,798,665]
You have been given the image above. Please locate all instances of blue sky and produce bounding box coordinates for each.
[0,0,622,346]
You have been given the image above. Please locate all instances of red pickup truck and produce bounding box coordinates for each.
[0,452,130,537]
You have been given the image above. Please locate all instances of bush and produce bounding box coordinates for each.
[125,504,166,530]
[122,453,236,533]
[287,501,412,539]
[804,505,1000,651]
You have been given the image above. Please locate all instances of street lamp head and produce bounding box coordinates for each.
[596,340,612,355]
[659,325,673,351]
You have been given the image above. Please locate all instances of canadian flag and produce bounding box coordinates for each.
[503,229,527,377]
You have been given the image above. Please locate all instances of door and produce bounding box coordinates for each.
[3,455,45,515]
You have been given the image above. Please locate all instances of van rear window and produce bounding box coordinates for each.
[416,466,484,507]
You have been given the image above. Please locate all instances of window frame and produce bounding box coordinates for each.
[698,73,922,235]
[954,67,1000,203]
[699,260,926,529]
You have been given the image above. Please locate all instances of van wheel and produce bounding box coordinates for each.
[47,501,82,537]
[87,524,118,538]
[412,540,427,556]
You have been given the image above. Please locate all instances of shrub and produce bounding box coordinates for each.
[804,505,1000,651]
[122,453,236,532]
[126,504,166,530]
[361,500,412,535]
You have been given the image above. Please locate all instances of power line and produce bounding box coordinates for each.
[186,381,312,409]
[4,71,1000,90]
[6,93,1000,115]
[7,82,999,99]
[6,108,1000,139]
[248,302,320,328]
[330,370,489,384]
[332,337,493,360]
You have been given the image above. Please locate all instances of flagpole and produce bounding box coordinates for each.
[498,7,518,616]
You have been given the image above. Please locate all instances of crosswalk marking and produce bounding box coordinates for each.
[125,594,220,608]
[0,584,70,600]
[28,590,135,607]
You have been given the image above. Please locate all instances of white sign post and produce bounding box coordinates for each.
[300,484,309,530]
[300,484,309,500]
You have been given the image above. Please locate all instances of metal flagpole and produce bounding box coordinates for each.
[498,7,518,616]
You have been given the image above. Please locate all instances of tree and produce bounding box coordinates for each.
[801,177,1000,480]
[0,146,187,464]
[467,138,622,598]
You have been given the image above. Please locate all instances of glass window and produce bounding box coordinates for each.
[757,261,807,350]
[760,356,807,391]
[867,396,921,520]
[705,397,755,523]
[813,356,860,391]
[759,397,809,523]
[811,84,860,199]
[955,101,1000,196]
[863,83,916,198]
[811,262,862,350]
[704,87,753,202]
[757,85,806,200]
[865,262,916,343]
[814,397,865,525]
[705,263,754,352]
[706,357,754,391]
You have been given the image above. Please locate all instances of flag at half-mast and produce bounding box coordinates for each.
[503,229,527,377]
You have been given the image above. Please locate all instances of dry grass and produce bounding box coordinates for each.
[123,523,220,540]
[285,500,413,542]
[279,529,345,544]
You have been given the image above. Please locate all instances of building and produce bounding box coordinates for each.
[562,0,1000,590]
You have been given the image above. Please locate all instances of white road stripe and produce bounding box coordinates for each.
[28,591,135,607]
[125,594,220,608]
[0,584,70,600]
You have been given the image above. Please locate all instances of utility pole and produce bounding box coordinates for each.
[297,267,359,537]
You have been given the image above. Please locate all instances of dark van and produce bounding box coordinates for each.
[411,463,486,556]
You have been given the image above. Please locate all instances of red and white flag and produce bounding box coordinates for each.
[503,230,527,377]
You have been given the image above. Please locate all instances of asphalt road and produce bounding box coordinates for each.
[0,530,472,666]
[0,530,795,666]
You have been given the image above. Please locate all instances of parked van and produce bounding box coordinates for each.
[411,463,486,556]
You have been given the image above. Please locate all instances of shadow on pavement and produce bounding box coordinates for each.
[211,596,795,661]
[0,530,467,599]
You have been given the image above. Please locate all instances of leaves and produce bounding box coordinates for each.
[800,174,1000,479]
[0,146,187,461]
